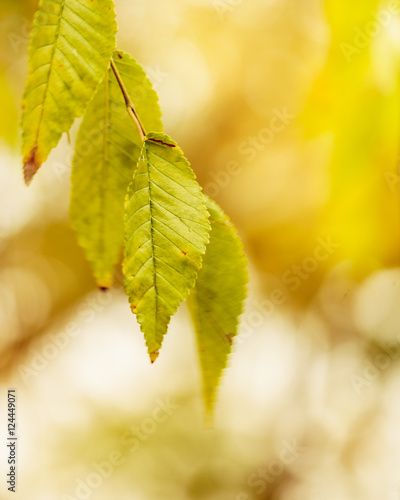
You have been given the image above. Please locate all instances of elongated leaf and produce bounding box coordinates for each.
[21,0,117,184]
[70,50,163,288]
[188,196,248,418]
[124,132,210,362]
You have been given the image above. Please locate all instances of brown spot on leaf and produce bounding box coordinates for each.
[224,333,234,346]
[117,52,123,59]
[181,250,187,255]
[99,286,109,292]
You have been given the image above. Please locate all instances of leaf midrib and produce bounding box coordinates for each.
[145,144,159,338]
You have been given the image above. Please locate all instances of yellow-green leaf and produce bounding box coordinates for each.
[188,196,248,419]
[123,132,210,363]
[70,50,163,289]
[21,0,117,184]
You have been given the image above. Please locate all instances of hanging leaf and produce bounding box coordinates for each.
[21,0,117,184]
[124,132,210,363]
[188,196,248,419]
[70,50,163,289]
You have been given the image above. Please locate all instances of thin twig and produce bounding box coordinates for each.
[110,58,146,141]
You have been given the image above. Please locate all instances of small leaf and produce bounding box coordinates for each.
[187,196,248,420]
[21,0,117,184]
[124,132,210,362]
[70,50,162,289]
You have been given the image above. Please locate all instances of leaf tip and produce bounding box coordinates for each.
[149,350,159,364]
[23,148,40,186]
[97,276,113,291]
[203,412,215,429]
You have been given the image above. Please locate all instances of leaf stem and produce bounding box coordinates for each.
[110,58,146,141]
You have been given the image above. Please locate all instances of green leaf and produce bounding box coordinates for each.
[187,196,248,419]
[70,50,163,289]
[124,132,211,363]
[21,0,117,184]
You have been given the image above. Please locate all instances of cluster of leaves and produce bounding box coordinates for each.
[21,0,248,417]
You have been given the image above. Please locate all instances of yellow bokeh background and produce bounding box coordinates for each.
[1,1,400,499]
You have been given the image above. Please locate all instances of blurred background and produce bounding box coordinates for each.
[1,0,400,498]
